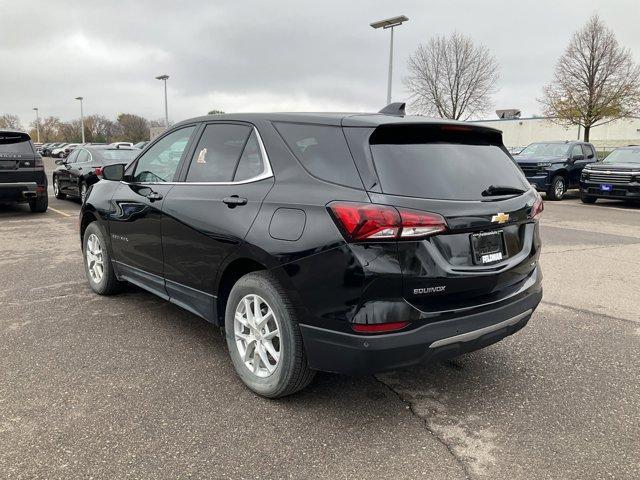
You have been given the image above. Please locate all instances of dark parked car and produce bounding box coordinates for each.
[53,145,139,202]
[79,106,543,397]
[580,146,640,203]
[0,130,48,212]
[42,142,64,157]
[516,141,597,200]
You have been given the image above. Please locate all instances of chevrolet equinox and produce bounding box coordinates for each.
[79,104,543,397]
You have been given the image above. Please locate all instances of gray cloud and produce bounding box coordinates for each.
[2,0,639,129]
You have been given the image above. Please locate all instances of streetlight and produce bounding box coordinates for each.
[370,15,409,104]
[32,107,40,143]
[75,96,85,143]
[155,74,169,128]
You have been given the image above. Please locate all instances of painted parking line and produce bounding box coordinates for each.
[48,207,73,218]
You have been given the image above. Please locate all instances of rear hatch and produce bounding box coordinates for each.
[347,123,542,312]
[0,131,37,185]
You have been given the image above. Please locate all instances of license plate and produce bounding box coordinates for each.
[600,184,613,191]
[470,230,505,265]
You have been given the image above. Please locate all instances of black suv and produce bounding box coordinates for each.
[0,130,48,212]
[516,141,597,200]
[53,145,139,203]
[79,106,543,397]
[580,146,640,203]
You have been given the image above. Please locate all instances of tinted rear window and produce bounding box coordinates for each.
[274,123,363,188]
[368,125,529,200]
[0,132,33,155]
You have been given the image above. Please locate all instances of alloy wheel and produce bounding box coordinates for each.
[555,178,564,198]
[80,184,87,203]
[53,178,59,196]
[234,294,281,378]
[86,233,104,283]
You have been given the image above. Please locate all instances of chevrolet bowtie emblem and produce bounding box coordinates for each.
[491,212,510,224]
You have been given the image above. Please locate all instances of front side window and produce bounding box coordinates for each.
[185,124,252,182]
[571,145,583,158]
[133,126,195,183]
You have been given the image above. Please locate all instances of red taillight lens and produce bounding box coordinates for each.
[531,196,544,220]
[94,166,103,178]
[328,202,447,242]
[352,321,409,333]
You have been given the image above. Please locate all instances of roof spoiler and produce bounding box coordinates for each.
[378,102,406,116]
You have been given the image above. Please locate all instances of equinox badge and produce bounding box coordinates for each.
[491,212,510,224]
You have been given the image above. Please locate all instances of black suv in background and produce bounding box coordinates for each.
[516,141,597,200]
[79,106,543,397]
[0,130,48,212]
[580,146,640,203]
[53,145,139,203]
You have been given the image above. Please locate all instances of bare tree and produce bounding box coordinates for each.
[405,33,499,120]
[540,14,640,141]
[0,114,23,130]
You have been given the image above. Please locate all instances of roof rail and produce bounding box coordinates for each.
[379,102,406,116]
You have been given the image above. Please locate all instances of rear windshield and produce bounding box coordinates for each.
[368,125,529,200]
[0,133,33,155]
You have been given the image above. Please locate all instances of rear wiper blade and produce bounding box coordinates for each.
[481,185,527,197]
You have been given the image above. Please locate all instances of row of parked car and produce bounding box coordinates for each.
[37,141,148,158]
[514,140,640,203]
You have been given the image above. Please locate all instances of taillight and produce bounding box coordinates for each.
[327,202,447,242]
[352,321,409,333]
[531,196,544,220]
[94,166,103,178]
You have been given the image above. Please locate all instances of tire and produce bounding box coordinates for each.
[57,152,64,158]
[29,195,48,213]
[580,193,597,204]
[80,182,87,203]
[53,176,66,199]
[225,271,315,398]
[82,222,125,295]
[546,175,566,201]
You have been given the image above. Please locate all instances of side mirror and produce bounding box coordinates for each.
[54,159,65,165]
[102,163,125,181]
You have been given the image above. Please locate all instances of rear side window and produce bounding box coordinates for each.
[0,132,33,155]
[186,124,252,182]
[274,123,363,188]
[367,125,529,201]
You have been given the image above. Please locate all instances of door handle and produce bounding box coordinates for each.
[223,195,248,207]
[147,191,163,202]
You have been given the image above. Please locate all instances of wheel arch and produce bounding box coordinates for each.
[215,257,268,326]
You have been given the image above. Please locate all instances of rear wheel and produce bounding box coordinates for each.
[547,175,566,201]
[580,193,597,204]
[29,195,48,213]
[83,222,125,295]
[225,271,315,398]
[53,176,66,199]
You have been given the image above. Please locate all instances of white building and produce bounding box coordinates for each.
[472,117,640,150]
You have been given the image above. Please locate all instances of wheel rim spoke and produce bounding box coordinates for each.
[234,293,281,378]
[86,233,104,283]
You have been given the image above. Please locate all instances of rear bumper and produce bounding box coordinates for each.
[580,182,640,200]
[300,283,542,375]
[0,181,44,201]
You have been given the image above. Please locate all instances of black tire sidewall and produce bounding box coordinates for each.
[224,273,299,397]
[548,175,565,200]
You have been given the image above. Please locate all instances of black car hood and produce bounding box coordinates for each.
[586,162,640,172]
[516,155,566,165]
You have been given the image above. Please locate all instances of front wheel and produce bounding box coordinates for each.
[225,271,315,398]
[581,192,597,204]
[547,175,566,201]
[83,222,125,295]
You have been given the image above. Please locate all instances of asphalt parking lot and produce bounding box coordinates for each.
[1,162,639,479]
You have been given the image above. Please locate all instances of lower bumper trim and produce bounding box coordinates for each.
[429,309,532,348]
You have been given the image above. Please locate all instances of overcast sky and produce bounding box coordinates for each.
[2,0,639,128]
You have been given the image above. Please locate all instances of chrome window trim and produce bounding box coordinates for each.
[123,126,273,186]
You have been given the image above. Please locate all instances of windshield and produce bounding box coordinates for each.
[603,148,640,164]
[370,140,529,201]
[519,143,569,157]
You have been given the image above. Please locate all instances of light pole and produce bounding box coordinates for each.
[75,96,85,143]
[33,107,40,143]
[370,15,409,105]
[155,74,169,128]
